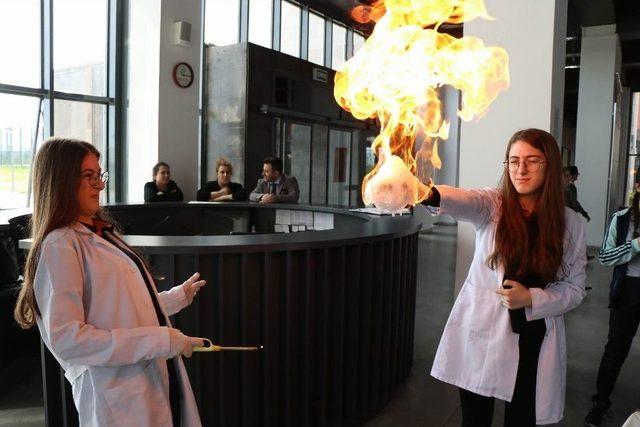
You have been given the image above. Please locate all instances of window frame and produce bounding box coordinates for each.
[0,0,122,207]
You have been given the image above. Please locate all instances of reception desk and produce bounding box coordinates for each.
[12,202,424,426]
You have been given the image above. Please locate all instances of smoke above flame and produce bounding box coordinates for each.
[335,0,509,213]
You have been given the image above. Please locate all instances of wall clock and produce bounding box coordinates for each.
[173,62,194,88]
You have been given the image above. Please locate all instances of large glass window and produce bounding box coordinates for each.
[249,0,272,48]
[0,94,43,209]
[204,0,240,46]
[332,23,347,69]
[0,0,40,88]
[0,1,118,209]
[308,13,325,66]
[54,0,108,96]
[625,92,640,203]
[280,1,301,57]
[54,100,106,155]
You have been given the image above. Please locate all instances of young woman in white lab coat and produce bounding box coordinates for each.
[14,138,206,426]
[423,129,587,426]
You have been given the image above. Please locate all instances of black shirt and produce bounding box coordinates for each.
[196,180,247,201]
[144,180,184,202]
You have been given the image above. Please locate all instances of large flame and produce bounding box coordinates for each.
[335,0,509,213]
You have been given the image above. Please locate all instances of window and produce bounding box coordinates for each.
[0,94,43,209]
[625,92,640,202]
[204,0,240,46]
[280,1,301,57]
[54,100,106,155]
[249,0,272,48]
[53,0,108,96]
[0,0,40,88]
[332,23,346,69]
[0,0,119,209]
[308,12,325,66]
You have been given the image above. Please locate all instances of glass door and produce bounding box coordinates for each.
[281,121,311,204]
[328,129,352,206]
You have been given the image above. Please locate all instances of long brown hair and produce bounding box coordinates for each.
[14,137,105,329]
[487,129,565,283]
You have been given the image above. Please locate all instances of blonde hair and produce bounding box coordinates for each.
[215,158,233,174]
[14,137,103,329]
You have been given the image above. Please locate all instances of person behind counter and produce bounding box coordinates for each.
[196,158,247,201]
[14,138,206,426]
[144,161,184,202]
[249,156,299,204]
[423,128,587,426]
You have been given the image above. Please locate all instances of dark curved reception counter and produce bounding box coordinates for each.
[10,202,424,426]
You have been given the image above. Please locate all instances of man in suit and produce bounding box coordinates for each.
[249,157,300,204]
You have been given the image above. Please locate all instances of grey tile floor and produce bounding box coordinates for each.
[1,224,638,426]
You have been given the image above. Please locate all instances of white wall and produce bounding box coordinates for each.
[454,0,567,291]
[126,0,202,202]
[157,0,202,201]
[575,25,621,246]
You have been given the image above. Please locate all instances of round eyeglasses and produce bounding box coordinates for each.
[82,171,109,187]
[503,158,545,173]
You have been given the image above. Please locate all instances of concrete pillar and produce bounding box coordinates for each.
[453,0,567,291]
[126,0,203,202]
[574,25,622,246]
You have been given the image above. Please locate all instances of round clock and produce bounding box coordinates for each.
[173,62,194,88]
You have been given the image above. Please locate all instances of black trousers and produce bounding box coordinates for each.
[459,317,546,427]
[594,276,640,405]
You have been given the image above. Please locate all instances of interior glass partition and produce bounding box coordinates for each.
[328,128,352,206]
[282,121,311,204]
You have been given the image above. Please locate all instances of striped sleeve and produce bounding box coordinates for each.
[598,213,640,266]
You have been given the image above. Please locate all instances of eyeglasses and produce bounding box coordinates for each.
[503,158,545,173]
[81,171,109,187]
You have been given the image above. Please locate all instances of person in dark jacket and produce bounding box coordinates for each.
[249,157,299,204]
[585,170,640,426]
[144,162,184,202]
[196,158,247,202]
[563,165,590,221]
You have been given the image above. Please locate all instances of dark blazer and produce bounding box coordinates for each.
[144,181,183,202]
[196,181,247,201]
[249,174,299,204]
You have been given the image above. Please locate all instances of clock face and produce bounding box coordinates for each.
[173,62,194,88]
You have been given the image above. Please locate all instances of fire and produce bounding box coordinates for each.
[336,0,509,213]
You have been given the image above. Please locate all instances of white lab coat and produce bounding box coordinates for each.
[33,222,202,426]
[428,186,587,425]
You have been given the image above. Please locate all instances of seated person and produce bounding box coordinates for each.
[196,158,247,201]
[144,162,183,202]
[249,157,299,204]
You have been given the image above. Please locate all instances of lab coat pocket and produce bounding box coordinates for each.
[103,362,171,426]
[453,282,494,337]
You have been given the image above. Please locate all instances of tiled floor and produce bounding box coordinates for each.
[1,224,638,426]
